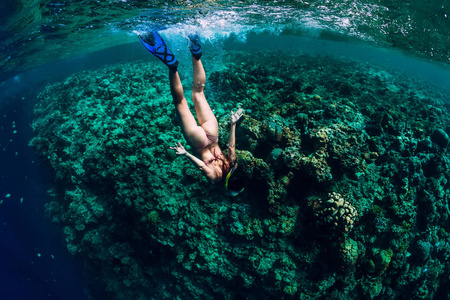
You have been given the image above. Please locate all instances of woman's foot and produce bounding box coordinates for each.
[138,31,178,70]
[188,34,202,60]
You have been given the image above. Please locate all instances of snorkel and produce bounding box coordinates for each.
[224,163,244,197]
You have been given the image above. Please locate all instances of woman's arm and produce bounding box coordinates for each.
[170,142,207,168]
[184,152,218,181]
[170,142,216,179]
[228,123,237,163]
[185,151,207,169]
[228,108,243,162]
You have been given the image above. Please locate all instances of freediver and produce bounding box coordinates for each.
[138,31,244,196]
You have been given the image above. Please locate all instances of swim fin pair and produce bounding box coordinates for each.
[138,31,202,70]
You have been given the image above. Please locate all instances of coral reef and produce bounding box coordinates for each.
[309,192,358,233]
[30,51,450,299]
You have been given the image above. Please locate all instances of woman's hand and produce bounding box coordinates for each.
[231,108,244,125]
[170,142,187,155]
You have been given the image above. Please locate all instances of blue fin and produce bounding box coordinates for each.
[188,34,202,60]
[139,31,178,69]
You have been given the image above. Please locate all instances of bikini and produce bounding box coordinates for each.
[195,132,218,150]
[205,148,224,166]
[194,133,223,166]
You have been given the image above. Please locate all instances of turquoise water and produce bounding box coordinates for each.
[2,2,450,299]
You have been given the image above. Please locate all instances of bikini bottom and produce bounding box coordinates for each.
[195,132,218,150]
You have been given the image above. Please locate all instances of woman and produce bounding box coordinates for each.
[138,31,244,195]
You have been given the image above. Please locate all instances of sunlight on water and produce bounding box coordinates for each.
[2,1,449,81]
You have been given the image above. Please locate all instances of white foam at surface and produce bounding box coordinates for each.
[128,4,331,46]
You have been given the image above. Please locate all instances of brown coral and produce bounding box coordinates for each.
[311,192,358,233]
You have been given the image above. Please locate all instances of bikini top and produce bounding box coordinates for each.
[205,149,224,166]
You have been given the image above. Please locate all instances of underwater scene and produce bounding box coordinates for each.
[1,1,450,300]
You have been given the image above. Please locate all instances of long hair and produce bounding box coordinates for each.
[219,156,232,182]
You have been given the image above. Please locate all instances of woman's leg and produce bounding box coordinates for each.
[169,69,206,147]
[191,57,218,135]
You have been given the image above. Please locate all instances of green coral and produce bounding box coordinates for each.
[374,249,394,275]
[146,211,160,225]
[30,51,450,300]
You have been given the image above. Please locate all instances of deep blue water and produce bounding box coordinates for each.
[0,39,151,299]
[1,33,450,299]
[0,85,100,300]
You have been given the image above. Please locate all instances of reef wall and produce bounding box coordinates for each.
[30,51,450,299]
